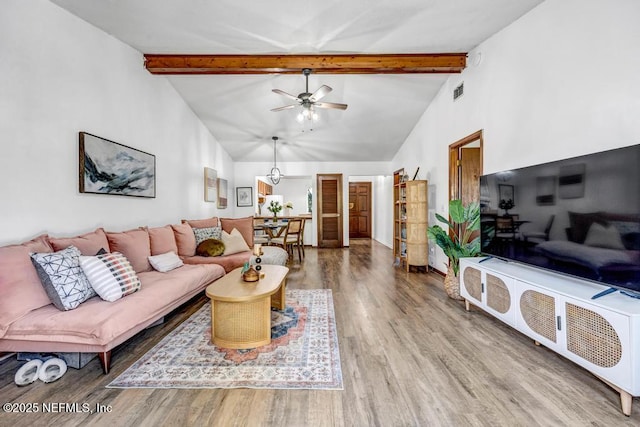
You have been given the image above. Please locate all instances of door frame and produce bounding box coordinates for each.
[316,173,344,248]
[449,129,483,202]
[449,130,483,239]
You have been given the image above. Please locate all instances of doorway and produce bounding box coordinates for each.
[317,174,343,248]
[348,182,372,239]
[449,130,483,205]
[449,130,483,239]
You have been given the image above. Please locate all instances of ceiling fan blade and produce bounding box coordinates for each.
[314,102,348,110]
[272,89,300,102]
[309,85,332,102]
[271,104,297,112]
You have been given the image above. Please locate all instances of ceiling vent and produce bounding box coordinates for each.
[453,82,464,101]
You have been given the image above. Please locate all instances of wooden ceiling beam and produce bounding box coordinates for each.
[143,53,466,75]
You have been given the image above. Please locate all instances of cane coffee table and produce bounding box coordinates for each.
[205,264,288,349]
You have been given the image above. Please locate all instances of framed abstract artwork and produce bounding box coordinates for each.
[217,178,228,209]
[79,132,155,198]
[236,187,253,207]
[204,167,217,202]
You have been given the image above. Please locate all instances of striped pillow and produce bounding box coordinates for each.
[79,252,141,302]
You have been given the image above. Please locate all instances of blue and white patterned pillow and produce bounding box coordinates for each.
[193,226,222,245]
[30,246,96,311]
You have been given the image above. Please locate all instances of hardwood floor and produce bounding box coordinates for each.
[1,240,638,426]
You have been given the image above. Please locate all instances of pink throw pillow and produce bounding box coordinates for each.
[171,223,197,257]
[220,216,254,247]
[49,228,110,255]
[0,235,53,337]
[147,225,179,255]
[106,228,152,273]
[182,217,219,229]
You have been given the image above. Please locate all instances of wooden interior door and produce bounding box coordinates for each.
[449,130,483,239]
[460,147,481,207]
[349,182,371,239]
[449,130,483,203]
[317,174,343,248]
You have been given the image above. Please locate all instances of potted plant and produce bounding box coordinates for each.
[427,199,481,300]
[284,201,293,216]
[267,200,282,220]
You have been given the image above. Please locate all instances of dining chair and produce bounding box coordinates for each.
[253,218,270,245]
[298,218,306,258]
[522,214,555,244]
[270,218,304,260]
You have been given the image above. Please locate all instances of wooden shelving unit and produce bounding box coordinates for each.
[393,169,428,272]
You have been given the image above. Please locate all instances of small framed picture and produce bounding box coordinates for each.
[236,187,253,207]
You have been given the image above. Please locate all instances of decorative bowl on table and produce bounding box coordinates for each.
[242,267,259,282]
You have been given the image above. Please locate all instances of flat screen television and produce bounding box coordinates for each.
[479,143,640,294]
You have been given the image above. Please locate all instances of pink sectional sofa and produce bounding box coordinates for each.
[0,216,259,373]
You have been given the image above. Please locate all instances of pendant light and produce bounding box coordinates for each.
[267,136,284,185]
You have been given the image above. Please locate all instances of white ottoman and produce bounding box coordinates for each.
[250,246,288,266]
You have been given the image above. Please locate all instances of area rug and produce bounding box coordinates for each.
[107,289,343,390]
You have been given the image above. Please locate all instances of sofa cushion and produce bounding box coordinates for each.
[80,252,141,302]
[220,216,254,247]
[221,228,251,255]
[182,217,219,229]
[106,228,152,273]
[147,225,179,256]
[183,251,251,273]
[193,226,222,245]
[196,239,225,257]
[171,223,196,257]
[2,264,225,347]
[0,235,54,338]
[148,251,184,273]
[30,246,96,311]
[49,228,110,255]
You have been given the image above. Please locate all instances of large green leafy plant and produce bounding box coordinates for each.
[427,199,481,276]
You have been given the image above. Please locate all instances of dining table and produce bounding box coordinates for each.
[254,220,289,240]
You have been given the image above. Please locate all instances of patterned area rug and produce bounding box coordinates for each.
[107,289,342,390]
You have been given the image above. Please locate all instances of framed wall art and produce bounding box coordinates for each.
[236,187,253,207]
[204,167,217,202]
[79,132,155,198]
[217,178,228,209]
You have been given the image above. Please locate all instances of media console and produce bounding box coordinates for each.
[460,257,640,416]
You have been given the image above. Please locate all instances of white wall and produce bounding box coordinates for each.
[0,1,234,245]
[393,0,640,273]
[234,161,391,246]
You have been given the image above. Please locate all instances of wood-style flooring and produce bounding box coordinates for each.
[1,240,638,426]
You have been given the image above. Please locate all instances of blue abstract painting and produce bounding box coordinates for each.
[80,132,155,198]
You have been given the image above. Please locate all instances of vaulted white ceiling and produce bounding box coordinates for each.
[51,0,544,162]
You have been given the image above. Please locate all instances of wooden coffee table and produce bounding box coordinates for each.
[205,264,288,349]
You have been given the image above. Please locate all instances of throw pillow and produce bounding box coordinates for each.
[193,226,222,245]
[171,223,197,257]
[220,217,254,247]
[147,225,179,255]
[30,246,96,311]
[584,222,626,250]
[79,252,141,302]
[148,251,184,272]
[49,228,110,255]
[221,228,250,255]
[196,239,225,257]
[106,228,152,273]
[182,217,219,229]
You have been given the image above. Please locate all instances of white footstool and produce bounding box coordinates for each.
[250,246,288,266]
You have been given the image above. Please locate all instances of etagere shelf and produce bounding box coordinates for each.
[393,169,428,272]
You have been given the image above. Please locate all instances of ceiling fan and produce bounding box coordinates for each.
[271,69,348,118]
